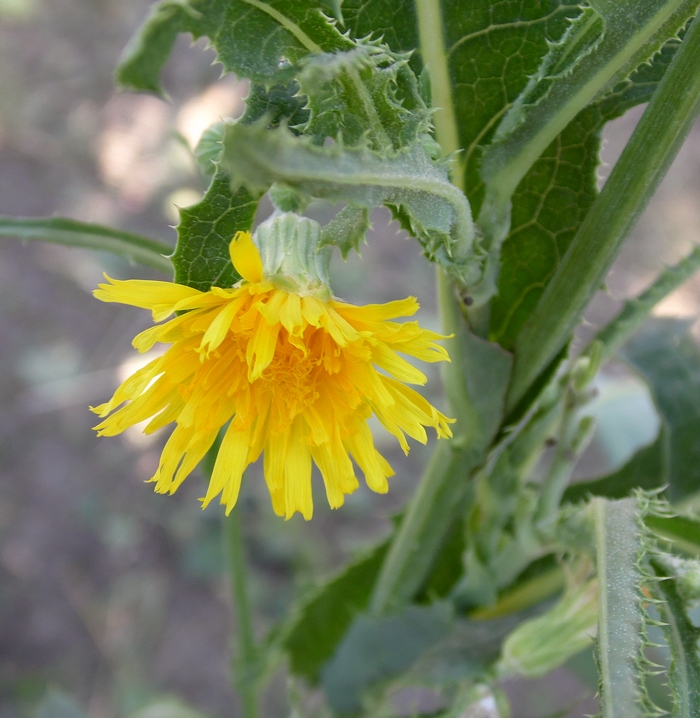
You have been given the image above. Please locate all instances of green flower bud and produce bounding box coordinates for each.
[499,579,598,678]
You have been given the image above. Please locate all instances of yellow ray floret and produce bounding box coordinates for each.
[92,231,454,520]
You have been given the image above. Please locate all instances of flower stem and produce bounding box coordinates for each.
[222,507,259,718]
[203,440,259,718]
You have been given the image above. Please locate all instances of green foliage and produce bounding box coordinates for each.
[586,319,700,506]
[173,175,257,291]
[220,121,478,284]
[283,540,389,684]
[117,0,349,93]
[652,561,700,718]
[8,0,700,716]
[321,602,453,714]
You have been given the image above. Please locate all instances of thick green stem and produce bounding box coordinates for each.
[369,439,474,614]
[509,12,700,409]
[222,509,259,718]
[593,497,644,718]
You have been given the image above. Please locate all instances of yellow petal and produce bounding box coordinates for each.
[284,418,313,520]
[229,231,263,284]
[94,275,202,313]
[201,422,251,512]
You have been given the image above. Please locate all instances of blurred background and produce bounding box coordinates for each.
[0,1,699,717]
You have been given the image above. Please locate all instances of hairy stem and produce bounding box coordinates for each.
[594,497,644,718]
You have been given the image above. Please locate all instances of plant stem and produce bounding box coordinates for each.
[222,508,259,718]
[369,439,474,614]
[593,497,644,718]
[0,216,173,274]
[593,244,700,363]
[509,12,700,409]
[203,440,259,718]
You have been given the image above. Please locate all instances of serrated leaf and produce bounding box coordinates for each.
[321,602,453,714]
[172,173,258,291]
[651,558,700,718]
[220,121,478,284]
[176,80,311,290]
[194,121,226,178]
[243,80,310,130]
[283,539,389,685]
[117,0,351,93]
[298,41,431,152]
[647,514,700,557]
[319,205,370,258]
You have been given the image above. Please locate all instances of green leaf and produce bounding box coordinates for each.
[481,0,699,203]
[563,433,666,505]
[320,602,453,714]
[283,539,389,685]
[116,0,351,93]
[220,122,479,285]
[509,14,700,408]
[172,174,258,291]
[319,205,371,258]
[647,514,700,557]
[298,41,431,152]
[620,319,700,505]
[406,612,538,689]
[242,80,310,130]
[489,30,687,348]
[0,216,173,274]
[176,81,308,290]
[651,558,700,718]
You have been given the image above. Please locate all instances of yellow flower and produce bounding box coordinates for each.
[92,227,453,519]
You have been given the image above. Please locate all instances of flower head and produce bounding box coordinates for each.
[92,215,453,519]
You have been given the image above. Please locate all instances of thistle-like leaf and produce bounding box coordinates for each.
[297,40,431,152]
[117,0,351,93]
[220,121,479,284]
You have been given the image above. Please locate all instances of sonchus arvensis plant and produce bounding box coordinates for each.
[5,0,700,716]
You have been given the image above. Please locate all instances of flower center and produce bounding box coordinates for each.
[258,333,318,418]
